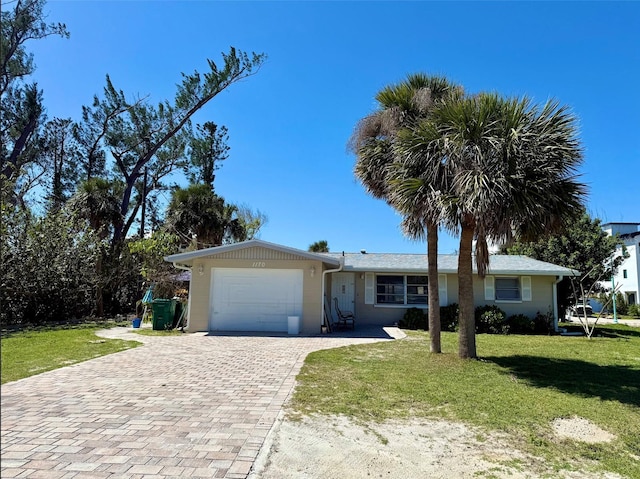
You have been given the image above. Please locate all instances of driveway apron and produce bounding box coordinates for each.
[1,328,394,478]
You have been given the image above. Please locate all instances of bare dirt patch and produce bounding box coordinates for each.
[252,415,623,479]
[552,416,617,443]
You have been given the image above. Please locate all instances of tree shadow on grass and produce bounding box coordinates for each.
[560,323,640,339]
[595,326,640,339]
[485,355,640,407]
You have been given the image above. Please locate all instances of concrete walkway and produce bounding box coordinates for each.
[1,326,400,479]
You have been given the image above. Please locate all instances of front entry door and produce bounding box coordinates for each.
[331,272,355,317]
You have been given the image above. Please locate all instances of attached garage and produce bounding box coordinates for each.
[165,240,337,335]
[210,268,303,332]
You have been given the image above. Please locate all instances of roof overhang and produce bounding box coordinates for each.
[164,239,341,268]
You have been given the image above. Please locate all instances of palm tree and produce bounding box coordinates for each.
[309,240,329,252]
[165,184,246,249]
[350,73,462,353]
[67,178,123,316]
[428,93,585,358]
[67,178,123,240]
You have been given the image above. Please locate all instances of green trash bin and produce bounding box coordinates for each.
[152,299,176,330]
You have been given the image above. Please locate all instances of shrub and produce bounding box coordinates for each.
[628,303,640,318]
[506,314,534,334]
[399,307,427,330]
[533,310,554,335]
[440,303,459,332]
[475,305,508,334]
[615,292,629,315]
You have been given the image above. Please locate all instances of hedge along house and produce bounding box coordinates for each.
[165,239,578,335]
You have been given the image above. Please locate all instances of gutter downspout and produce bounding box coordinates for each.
[321,256,344,332]
[553,275,563,332]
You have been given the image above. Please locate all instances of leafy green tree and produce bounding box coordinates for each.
[350,73,462,354]
[505,210,625,317]
[188,121,229,188]
[165,184,246,249]
[1,0,68,206]
[308,240,329,252]
[128,231,181,299]
[426,94,585,358]
[0,205,100,324]
[235,204,267,241]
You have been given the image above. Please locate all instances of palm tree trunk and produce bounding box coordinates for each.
[457,217,477,359]
[426,222,441,353]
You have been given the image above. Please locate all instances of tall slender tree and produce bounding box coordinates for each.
[41,117,79,210]
[350,73,462,353]
[427,93,585,358]
[1,0,68,206]
[67,178,123,316]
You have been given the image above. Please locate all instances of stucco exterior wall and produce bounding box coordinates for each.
[347,272,556,327]
[473,275,555,318]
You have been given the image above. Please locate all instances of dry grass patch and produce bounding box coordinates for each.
[290,326,640,478]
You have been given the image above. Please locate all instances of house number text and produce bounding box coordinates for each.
[252,262,266,268]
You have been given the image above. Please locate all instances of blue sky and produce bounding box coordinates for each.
[31,1,639,253]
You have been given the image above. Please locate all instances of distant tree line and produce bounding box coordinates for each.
[1,0,267,325]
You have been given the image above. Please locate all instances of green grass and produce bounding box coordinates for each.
[291,325,640,478]
[1,324,140,384]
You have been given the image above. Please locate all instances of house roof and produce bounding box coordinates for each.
[164,239,341,266]
[320,252,578,276]
[164,240,577,276]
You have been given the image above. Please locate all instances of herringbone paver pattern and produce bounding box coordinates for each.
[1,327,397,478]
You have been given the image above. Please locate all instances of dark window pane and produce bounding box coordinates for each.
[495,278,520,301]
[376,275,405,304]
[407,295,427,304]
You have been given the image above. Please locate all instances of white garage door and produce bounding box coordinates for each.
[210,268,303,332]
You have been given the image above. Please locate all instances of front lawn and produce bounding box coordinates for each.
[292,325,640,478]
[1,324,140,384]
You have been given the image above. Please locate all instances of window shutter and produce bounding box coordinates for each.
[364,273,374,305]
[484,275,495,301]
[438,274,448,306]
[521,276,532,301]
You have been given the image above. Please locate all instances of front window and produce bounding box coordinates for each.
[376,275,427,305]
[495,277,520,301]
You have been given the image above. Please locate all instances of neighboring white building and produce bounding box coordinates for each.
[603,222,640,305]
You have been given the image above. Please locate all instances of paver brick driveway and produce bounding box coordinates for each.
[1,327,397,478]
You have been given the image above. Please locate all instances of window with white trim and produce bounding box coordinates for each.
[495,277,521,301]
[485,275,531,302]
[376,275,427,305]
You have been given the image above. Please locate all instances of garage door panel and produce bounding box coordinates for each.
[210,268,303,332]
